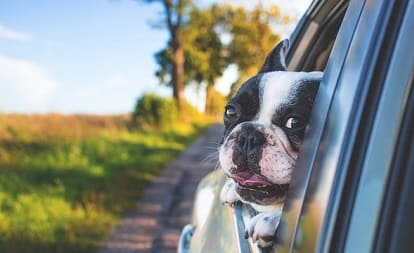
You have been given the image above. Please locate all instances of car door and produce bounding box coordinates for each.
[278,0,414,252]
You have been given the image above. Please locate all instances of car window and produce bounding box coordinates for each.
[216,1,351,252]
[342,1,414,251]
[229,1,351,252]
[287,0,348,71]
[278,0,414,252]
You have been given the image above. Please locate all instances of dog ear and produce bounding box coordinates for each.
[259,39,289,73]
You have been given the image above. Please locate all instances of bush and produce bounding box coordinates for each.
[205,88,227,119]
[132,93,178,129]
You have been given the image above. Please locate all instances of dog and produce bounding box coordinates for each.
[219,39,323,248]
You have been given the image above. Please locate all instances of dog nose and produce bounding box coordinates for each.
[237,130,266,154]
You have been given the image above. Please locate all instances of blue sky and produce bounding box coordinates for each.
[0,0,310,114]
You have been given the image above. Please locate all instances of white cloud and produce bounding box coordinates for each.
[0,54,58,112]
[0,23,33,42]
[0,22,65,47]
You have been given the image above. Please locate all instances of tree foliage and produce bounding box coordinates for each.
[225,4,285,96]
[144,1,288,112]
[137,0,193,113]
[183,5,226,86]
[132,93,178,129]
[154,4,227,114]
[205,86,227,118]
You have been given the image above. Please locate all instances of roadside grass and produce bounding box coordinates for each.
[0,114,210,253]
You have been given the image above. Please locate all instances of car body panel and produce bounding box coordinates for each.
[344,1,414,251]
[188,170,240,253]
[185,168,273,253]
[281,0,414,252]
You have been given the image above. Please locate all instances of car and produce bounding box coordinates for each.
[178,0,414,252]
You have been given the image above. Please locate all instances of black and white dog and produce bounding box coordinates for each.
[219,39,322,247]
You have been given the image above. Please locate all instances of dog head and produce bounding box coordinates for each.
[219,39,322,206]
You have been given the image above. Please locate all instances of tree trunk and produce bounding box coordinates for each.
[172,31,184,114]
[205,84,214,115]
[160,0,185,115]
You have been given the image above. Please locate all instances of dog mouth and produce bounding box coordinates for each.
[229,172,289,205]
[229,172,273,187]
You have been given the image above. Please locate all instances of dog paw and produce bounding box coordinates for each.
[220,180,239,205]
[245,210,282,248]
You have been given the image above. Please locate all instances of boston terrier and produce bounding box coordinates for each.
[219,39,323,248]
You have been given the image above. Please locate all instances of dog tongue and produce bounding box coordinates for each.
[230,172,273,186]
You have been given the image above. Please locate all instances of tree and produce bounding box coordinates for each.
[149,2,288,112]
[183,5,227,114]
[132,93,178,129]
[138,0,193,114]
[182,3,288,102]
[155,4,227,115]
[224,4,288,97]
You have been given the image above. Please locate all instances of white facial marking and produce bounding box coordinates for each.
[219,142,236,174]
[258,125,296,184]
[257,71,323,123]
[257,72,292,123]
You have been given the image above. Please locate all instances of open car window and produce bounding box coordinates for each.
[234,1,351,252]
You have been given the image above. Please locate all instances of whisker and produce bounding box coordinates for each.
[203,146,220,150]
[200,151,219,169]
[206,141,222,147]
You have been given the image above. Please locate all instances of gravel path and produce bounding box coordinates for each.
[99,124,224,253]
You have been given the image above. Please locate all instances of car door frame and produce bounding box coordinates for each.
[277,0,414,252]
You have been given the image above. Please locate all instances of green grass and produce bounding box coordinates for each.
[0,114,210,253]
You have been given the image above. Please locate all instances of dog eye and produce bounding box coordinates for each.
[225,105,238,119]
[285,117,302,129]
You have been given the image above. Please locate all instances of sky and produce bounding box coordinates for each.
[0,0,311,114]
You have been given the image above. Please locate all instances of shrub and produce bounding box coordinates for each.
[205,88,227,119]
[132,93,178,129]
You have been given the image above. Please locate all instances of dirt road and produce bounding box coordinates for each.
[99,124,224,253]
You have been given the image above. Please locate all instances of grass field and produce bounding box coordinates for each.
[0,113,210,253]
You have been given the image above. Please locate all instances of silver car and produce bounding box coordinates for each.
[179,0,414,252]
